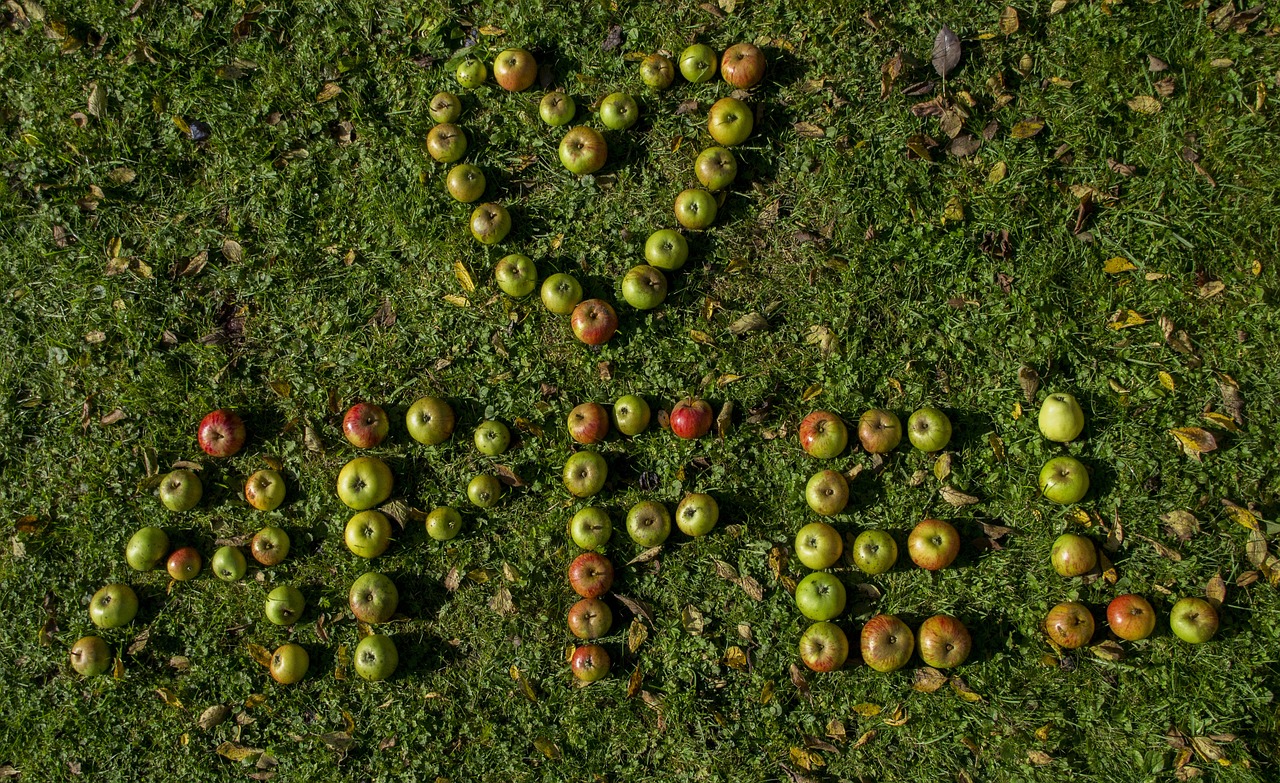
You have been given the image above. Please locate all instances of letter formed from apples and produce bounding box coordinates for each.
[1038,392,1085,443]
[406,396,455,446]
[342,402,389,448]
[675,492,718,537]
[337,456,394,510]
[570,299,618,345]
[795,572,846,621]
[1045,601,1094,649]
[626,500,672,547]
[670,398,713,439]
[198,408,245,458]
[1039,456,1089,504]
[908,518,960,570]
[799,621,849,672]
[799,411,848,459]
[861,614,915,673]
[795,522,843,570]
[563,451,607,498]
[159,468,202,512]
[805,470,849,516]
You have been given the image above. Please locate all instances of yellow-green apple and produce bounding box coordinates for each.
[695,146,737,192]
[799,621,849,672]
[446,163,486,202]
[211,545,246,581]
[354,634,398,681]
[426,123,467,163]
[473,419,511,456]
[251,525,290,566]
[166,546,201,581]
[644,229,689,270]
[559,126,608,175]
[720,42,765,88]
[198,409,245,457]
[679,43,717,83]
[1051,533,1097,577]
[569,552,613,598]
[563,451,607,497]
[907,406,952,452]
[858,409,902,453]
[795,521,842,570]
[674,188,717,230]
[908,518,960,570]
[89,584,138,629]
[455,58,486,88]
[568,597,612,639]
[345,510,392,558]
[571,644,610,682]
[670,398,713,439]
[495,254,537,297]
[539,91,576,126]
[269,643,309,684]
[570,299,618,344]
[570,506,612,550]
[406,396,455,445]
[805,469,849,516]
[429,91,461,123]
[1038,392,1085,442]
[1170,597,1218,643]
[470,202,511,245]
[568,402,610,445]
[349,572,398,623]
[1040,456,1089,504]
[467,474,502,508]
[337,456,394,510]
[621,265,667,310]
[626,500,671,546]
[861,614,915,673]
[70,636,111,676]
[159,468,202,512]
[799,410,848,458]
[852,530,898,575]
[708,97,752,146]
[244,469,286,511]
[640,54,675,89]
[613,394,651,436]
[426,506,463,541]
[541,272,583,314]
[1045,602,1094,649]
[600,92,639,130]
[265,585,304,625]
[493,48,537,91]
[795,572,846,621]
[676,492,718,537]
[916,615,971,668]
[343,402,389,448]
[1107,594,1156,641]
[126,526,170,571]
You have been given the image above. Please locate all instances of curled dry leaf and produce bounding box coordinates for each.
[1135,533,1182,562]
[628,616,648,652]
[488,586,515,615]
[789,663,811,700]
[316,82,342,102]
[614,594,655,625]
[950,677,982,702]
[1221,499,1261,531]
[1018,365,1040,403]
[999,6,1020,34]
[1027,750,1054,766]
[729,312,769,336]
[1091,640,1124,661]
[216,742,263,762]
[627,546,663,566]
[444,566,462,592]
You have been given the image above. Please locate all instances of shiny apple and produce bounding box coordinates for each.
[265,585,304,626]
[349,572,398,624]
[570,299,618,345]
[644,229,689,270]
[799,621,849,672]
[406,396,454,446]
[621,265,667,310]
[695,146,737,192]
[1045,601,1094,649]
[795,572,846,621]
[794,521,842,570]
[861,614,915,673]
[446,163,486,202]
[907,406,952,452]
[125,526,170,571]
[159,468,202,512]
[470,202,511,245]
[600,92,639,130]
[569,506,612,550]
[916,615,971,668]
[852,530,898,575]
[568,597,612,640]
[708,97,752,146]
[343,402,389,448]
[166,546,202,581]
[805,469,849,516]
[493,48,537,91]
[251,525,290,566]
[569,552,613,598]
[558,126,608,175]
[908,518,960,570]
[89,584,138,629]
[670,398,713,439]
[566,402,609,445]
[799,410,848,459]
[675,493,719,537]
[540,272,583,315]
[679,43,717,83]
[336,456,394,510]
[269,643,309,684]
[1107,594,1156,641]
[1038,392,1085,442]
[571,643,611,682]
[244,468,286,511]
[1040,456,1089,504]
[1170,597,1218,643]
[674,188,717,230]
[858,409,902,454]
[613,394,651,436]
[198,409,245,457]
[563,450,607,498]
[720,42,765,88]
[495,254,537,298]
[345,510,392,559]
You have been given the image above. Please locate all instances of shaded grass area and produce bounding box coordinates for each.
[1,0,1279,780]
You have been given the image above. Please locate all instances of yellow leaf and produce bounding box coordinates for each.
[216,742,263,762]
[1222,501,1261,531]
[443,293,469,307]
[942,196,965,224]
[724,646,748,669]
[883,707,909,726]
[1159,371,1176,391]
[987,161,1008,184]
[1011,119,1045,139]
[626,666,642,698]
[1107,309,1148,330]
[1104,257,1136,274]
[852,729,876,748]
[628,617,648,652]
[759,680,775,704]
[509,666,537,702]
[1091,640,1124,661]
[1048,76,1077,88]
[689,329,715,346]
[988,434,1006,461]
[478,24,505,35]
[717,373,743,386]
[999,6,1020,34]
[1011,402,1022,420]
[1202,412,1240,432]
[1068,508,1092,527]
[453,261,476,293]
[243,693,267,708]
[933,452,952,482]
[1035,724,1052,741]
[950,677,983,702]
[1127,95,1162,114]
[801,383,823,402]
[317,82,343,103]
[1251,259,1262,275]
[1028,749,1053,765]
[247,643,272,668]
[912,667,947,693]
[156,687,183,708]
[789,747,825,770]
[1198,280,1226,298]
[852,702,882,717]
[1169,427,1218,459]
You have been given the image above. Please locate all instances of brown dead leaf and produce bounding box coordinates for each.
[1000,6,1020,34]
[940,486,979,506]
[1169,427,1217,460]
[1027,749,1053,765]
[1205,575,1226,608]
[1135,533,1182,562]
[1018,365,1040,403]
[932,25,961,78]
[1127,95,1162,114]
[912,667,947,693]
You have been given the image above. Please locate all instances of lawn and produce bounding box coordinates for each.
[2,0,1279,780]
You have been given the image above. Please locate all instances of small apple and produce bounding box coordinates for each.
[428,91,461,123]
[568,403,610,445]
[626,500,671,547]
[467,474,503,509]
[569,552,614,598]
[679,43,717,83]
[125,526,170,571]
[568,597,612,640]
[670,398,713,439]
[426,123,467,163]
[805,470,849,516]
[858,409,902,454]
[455,58,486,89]
[1107,594,1156,641]
[345,510,393,559]
[643,229,689,271]
[495,254,537,298]
[70,636,111,677]
[798,621,849,672]
[613,395,651,436]
[795,572,846,621]
[251,526,291,566]
[569,507,612,551]
[167,546,202,581]
[558,126,608,175]
[539,91,576,126]
[676,493,719,537]
[720,42,765,89]
[406,396,455,446]
[1045,601,1094,649]
[244,469,286,511]
[640,54,675,89]
[571,643,611,682]
[908,518,960,571]
[794,522,842,570]
[211,545,247,581]
[89,584,138,629]
[493,48,537,92]
[1050,533,1097,577]
[695,147,737,192]
[336,456,394,510]
[852,530,898,575]
[541,272,583,315]
[621,265,667,310]
[269,643,309,685]
[599,92,639,131]
[916,615,971,668]
[799,411,848,459]
[474,420,511,456]
[708,97,753,146]
[354,634,399,681]
[446,163,486,203]
[861,614,915,673]
[1170,597,1219,643]
[1038,392,1085,442]
[470,202,512,245]
[265,585,305,626]
[563,451,608,498]
[343,402,390,448]
[198,409,245,458]
[570,299,618,345]
[907,406,952,452]
[426,506,463,541]
[158,469,202,512]
[674,188,717,230]
[1040,456,1090,504]
[349,572,399,624]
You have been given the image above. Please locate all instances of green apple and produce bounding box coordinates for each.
[795,572,846,621]
[89,584,138,629]
[541,272,583,315]
[695,146,737,192]
[495,254,537,298]
[244,468,286,511]
[679,43,717,83]
[345,510,393,559]
[270,643,309,684]
[70,635,111,676]
[428,91,461,123]
[675,493,718,537]
[613,395,651,436]
[211,545,247,581]
[563,451,607,497]
[599,92,639,130]
[406,396,455,445]
[570,507,612,550]
[125,526,170,571]
[621,265,667,310]
[805,470,849,516]
[426,123,467,163]
[446,163,486,203]
[474,420,511,456]
[1040,456,1089,504]
[558,126,608,175]
[159,468,202,512]
[1038,392,1085,442]
[467,475,503,509]
[539,91,576,126]
[470,202,511,245]
[644,229,689,270]
[852,530,898,575]
[1170,597,1219,643]
[354,634,399,681]
[707,97,753,146]
[265,585,305,626]
[674,188,717,230]
[455,58,486,89]
[626,500,671,546]
[337,456,394,511]
[907,406,952,452]
[426,506,463,541]
[639,54,675,89]
[795,522,842,570]
[350,572,399,624]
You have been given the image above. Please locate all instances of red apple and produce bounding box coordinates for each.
[1107,594,1156,641]
[857,409,902,454]
[720,42,765,89]
[569,552,614,599]
[198,409,245,457]
[166,546,202,581]
[570,299,618,345]
[1050,533,1097,577]
[493,48,537,92]
[1045,602,1095,649]
[860,614,914,673]
[670,399,713,439]
[342,402,389,448]
[568,402,610,445]
[907,518,960,570]
[916,615,971,668]
[568,598,612,640]
[571,643,611,682]
[798,410,848,458]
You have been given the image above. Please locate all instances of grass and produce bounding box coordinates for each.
[2,0,1279,780]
